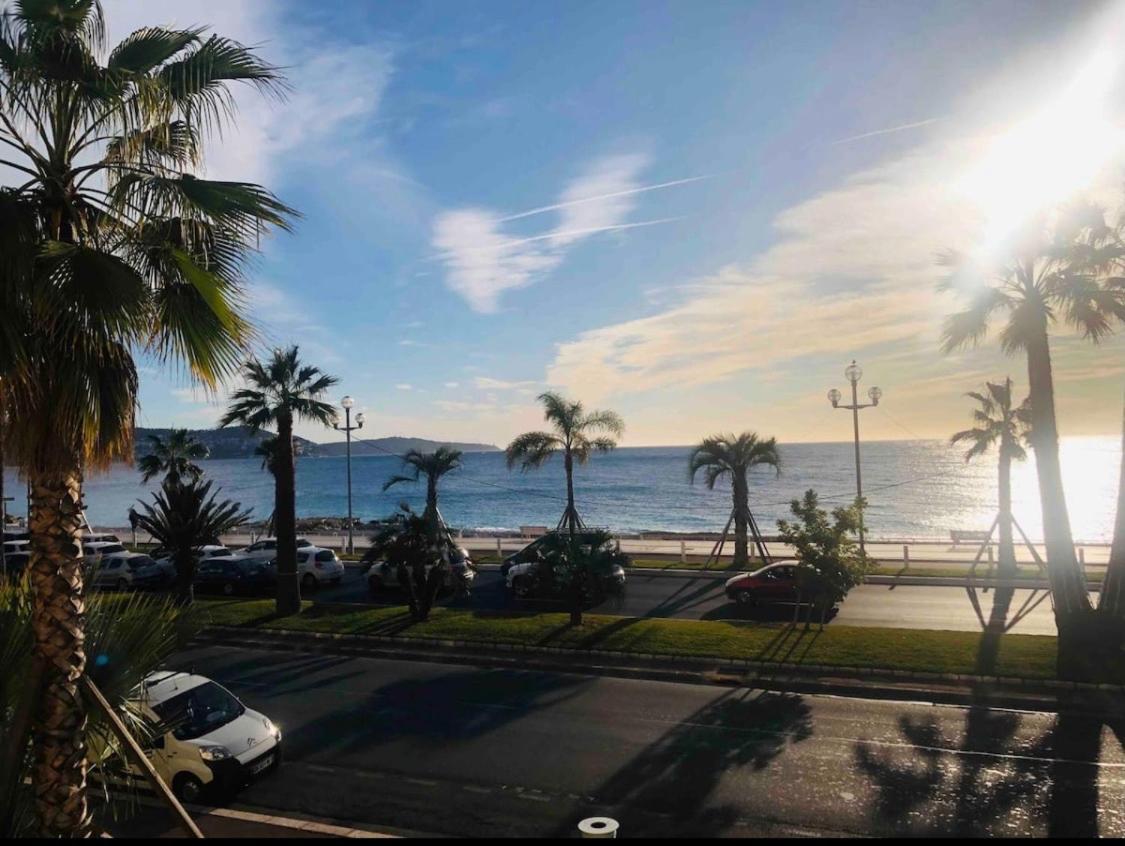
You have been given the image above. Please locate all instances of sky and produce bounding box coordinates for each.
[99,0,1125,446]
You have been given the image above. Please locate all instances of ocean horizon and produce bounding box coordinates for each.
[3,437,1120,543]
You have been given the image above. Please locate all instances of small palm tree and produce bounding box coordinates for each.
[689,432,781,568]
[220,347,338,615]
[950,378,1030,577]
[138,429,209,485]
[132,479,250,604]
[939,202,1125,637]
[0,3,294,833]
[383,447,463,527]
[0,582,200,838]
[506,392,624,535]
[366,505,447,621]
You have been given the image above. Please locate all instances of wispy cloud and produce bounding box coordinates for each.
[432,153,690,312]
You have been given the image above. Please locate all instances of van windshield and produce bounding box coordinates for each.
[151,681,245,741]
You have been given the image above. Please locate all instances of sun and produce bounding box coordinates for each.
[956,49,1125,252]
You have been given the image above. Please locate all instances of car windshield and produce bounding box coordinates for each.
[151,681,245,741]
[128,556,154,570]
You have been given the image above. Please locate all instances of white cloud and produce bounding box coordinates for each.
[431,153,686,312]
[396,384,414,391]
[444,381,461,388]
[473,376,539,392]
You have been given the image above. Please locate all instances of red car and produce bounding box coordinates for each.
[724,561,821,607]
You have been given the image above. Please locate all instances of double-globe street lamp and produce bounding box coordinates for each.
[827,360,882,554]
[334,396,365,554]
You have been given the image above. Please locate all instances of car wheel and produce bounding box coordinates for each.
[735,590,756,607]
[222,582,235,596]
[513,576,533,598]
[367,575,383,595]
[173,772,205,804]
[301,573,317,591]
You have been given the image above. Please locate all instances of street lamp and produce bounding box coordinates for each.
[333,396,365,553]
[827,360,881,554]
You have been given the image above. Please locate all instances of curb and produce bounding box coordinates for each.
[192,625,1125,716]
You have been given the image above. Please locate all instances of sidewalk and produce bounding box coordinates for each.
[101,796,405,838]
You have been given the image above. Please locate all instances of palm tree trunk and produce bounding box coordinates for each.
[732,475,749,568]
[563,450,578,538]
[27,469,93,837]
[274,414,300,616]
[1025,330,1093,672]
[173,550,195,606]
[997,450,1017,577]
[1101,391,1125,620]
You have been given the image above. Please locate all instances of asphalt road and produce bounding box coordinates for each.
[307,566,1061,635]
[158,644,1125,838]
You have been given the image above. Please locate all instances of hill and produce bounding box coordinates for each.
[133,428,499,460]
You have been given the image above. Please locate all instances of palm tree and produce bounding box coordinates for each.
[0,582,200,837]
[950,378,1031,577]
[688,432,781,568]
[0,4,293,834]
[506,392,624,535]
[132,478,250,604]
[137,428,209,485]
[220,347,338,615]
[383,447,463,526]
[939,203,1125,657]
[366,504,447,621]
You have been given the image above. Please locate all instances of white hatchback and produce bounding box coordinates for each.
[91,552,164,591]
[238,537,314,563]
[297,546,344,590]
[129,671,281,802]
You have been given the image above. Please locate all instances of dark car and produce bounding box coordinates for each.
[1,551,29,581]
[195,556,276,597]
[724,561,826,607]
[501,531,615,578]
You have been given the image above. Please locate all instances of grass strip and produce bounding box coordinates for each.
[194,598,1069,681]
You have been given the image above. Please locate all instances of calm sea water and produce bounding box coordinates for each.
[2,438,1120,542]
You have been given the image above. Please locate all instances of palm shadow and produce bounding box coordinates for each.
[854,705,1110,835]
[556,689,813,837]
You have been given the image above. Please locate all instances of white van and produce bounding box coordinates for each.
[132,671,282,802]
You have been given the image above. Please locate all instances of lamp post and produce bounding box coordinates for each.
[333,396,365,554]
[827,360,881,554]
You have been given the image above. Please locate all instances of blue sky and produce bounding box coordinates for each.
[104,0,1125,446]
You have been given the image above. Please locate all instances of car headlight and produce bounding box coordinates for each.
[199,745,232,761]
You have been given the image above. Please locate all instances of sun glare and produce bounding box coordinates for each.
[957,49,1125,252]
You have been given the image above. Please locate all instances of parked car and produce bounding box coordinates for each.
[505,556,626,600]
[2,527,29,543]
[82,541,127,565]
[364,546,475,596]
[126,670,281,802]
[90,552,165,591]
[296,546,344,590]
[195,555,277,596]
[724,561,825,607]
[153,545,233,582]
[238,537,314,563]
[501,531,613,578]
[2,538,29,555]
[1,551,29,580]
[82,531,121,544]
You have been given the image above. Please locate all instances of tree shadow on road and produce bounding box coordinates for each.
[854,704,1114,836]
[556,689,813,837]
[280,666,595,761]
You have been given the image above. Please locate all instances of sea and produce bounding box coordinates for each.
[2,438,1120,543]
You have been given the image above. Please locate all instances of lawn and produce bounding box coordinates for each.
[193,598,1069,681]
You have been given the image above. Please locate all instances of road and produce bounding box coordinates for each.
[310,566,1062,635]
[158,644,1125,838]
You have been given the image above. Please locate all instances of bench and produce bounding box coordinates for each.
[519,525,549,538]
[950,530,991,546]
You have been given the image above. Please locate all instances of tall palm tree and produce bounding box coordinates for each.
[137,428,209,485]
[0,3,293,834]
[220,347,337,615]
[383,447,463,527]
[950,378,1031,577]
[506,392,624,535]
[939,203,1125,655]
[688,432,781,568]
[132,478,250,604]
